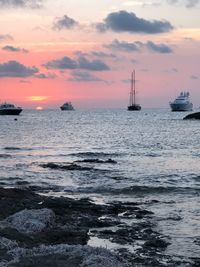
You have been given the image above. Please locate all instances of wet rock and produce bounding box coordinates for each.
[183,112,200,120]
[75,158,117,164]
[0,208,55,234]
[144,237,170,250]
[0,187,171,266]
[9,244,128,267]
[40,162,92,171]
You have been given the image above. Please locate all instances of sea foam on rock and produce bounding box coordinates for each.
[0,208,55,234]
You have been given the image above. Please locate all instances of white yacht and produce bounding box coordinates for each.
[0,102,22,115]
[60,102,74,111]
[169,92,193,112]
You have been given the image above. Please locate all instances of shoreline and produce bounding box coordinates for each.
[0,187,190,267]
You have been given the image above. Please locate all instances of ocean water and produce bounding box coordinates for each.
[0,109,200,260]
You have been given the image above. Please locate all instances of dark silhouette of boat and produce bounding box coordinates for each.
[0,103,22,115]
[127,70,141,111]
[60,102,74,111]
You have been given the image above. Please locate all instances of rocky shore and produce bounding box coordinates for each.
[0,187,196,267]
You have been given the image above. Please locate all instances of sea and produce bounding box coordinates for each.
[0,108,200,261]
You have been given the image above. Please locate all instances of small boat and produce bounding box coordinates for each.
[127,70,141,111]
[0,102,22,115]
[60,102,74,111]
[169,92,193,112]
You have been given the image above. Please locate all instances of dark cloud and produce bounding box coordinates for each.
[75,50,117,60]
[167,0,200,8]
[2,45,28,53]
[0,0,43,8]
[44,56,78,70]
[91,51,117,59]
[78,56,110,71]
[105,39,140,52]
[45,56,110,71]
[68,71,104,82]
[106,39,173,54]
[0,60,38,78]
[0,34,13,42]
[96,10,173,34]
[53,15,78,30]
[144,41,173,53]
[190,75,198,79]
[163,68,178,73]
[35,73,56,79]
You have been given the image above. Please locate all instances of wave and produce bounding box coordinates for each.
[4,147,33,151]
[64,185,200,195]
[0,154,12,158]
[69,152,122,158]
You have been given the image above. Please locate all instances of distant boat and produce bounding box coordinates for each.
[127,70,141,111]
[0,102,22,115]
[60,102,74,111]
[169,92,193,112]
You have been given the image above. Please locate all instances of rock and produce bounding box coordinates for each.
[9,244,127,267]
[75,158,117,164]
[144,237,170,250]
[0,208,55,234]
[183,112,200,120]
[40,162,92,171]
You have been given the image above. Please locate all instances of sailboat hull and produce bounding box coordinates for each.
[128,105,141,111]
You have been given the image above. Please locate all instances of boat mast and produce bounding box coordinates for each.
[130,70,136,106]
[130,71,133,106]
[133,70,136,105]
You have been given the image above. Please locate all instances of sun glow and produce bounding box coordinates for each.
[36,106,43,110]
[27,96,49,102]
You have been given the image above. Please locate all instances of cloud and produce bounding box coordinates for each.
[96,10,173,34]
[0,60,38,78]
[91,51,117,59]
[35,72,56,79]
[144,41,173,53]
[78,56,110,71]
[0,34,13,42]
[163,67,178,73]
[44,56,78,70]
[45,56,110,71]
[105,39,140,52]
[0,0,43,8]
[2,45,28,53]
[167,0,200,8]
[68,71,104,82]
[190,75,198,79]
[75,50,118,60]
[105,39,173,54]
[53,15,78,30]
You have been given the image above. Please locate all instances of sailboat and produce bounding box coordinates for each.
[127,70,141,111]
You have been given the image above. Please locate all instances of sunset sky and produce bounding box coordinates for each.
[0,0,200,109]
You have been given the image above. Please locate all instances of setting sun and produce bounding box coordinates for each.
[36,106,43,110]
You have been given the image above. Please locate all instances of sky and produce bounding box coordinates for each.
[0,0,200,109]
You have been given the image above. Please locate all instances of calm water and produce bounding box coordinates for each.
[0,109,200,260]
